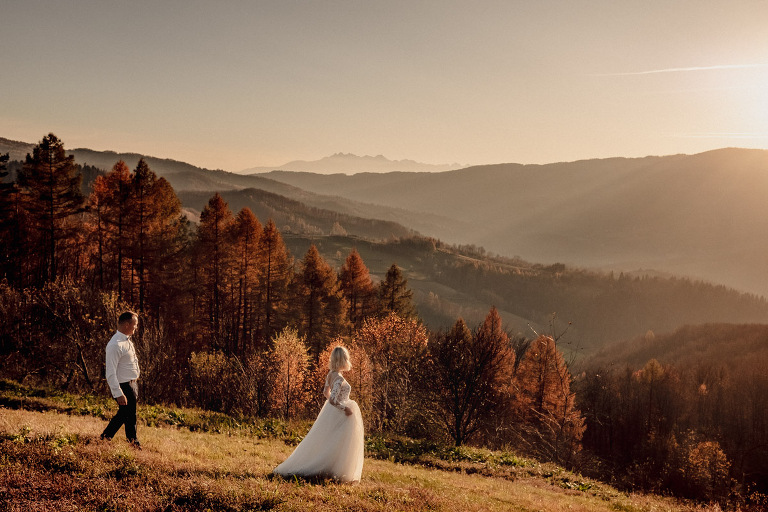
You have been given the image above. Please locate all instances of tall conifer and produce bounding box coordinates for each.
[232,207,263,355]
[378,263,417,319]
[294,244,349,359]
[196,193,235,349]
[339,249,377,329]
[89,160,132,295]
[258,219,293,343]
[16,134,84,284]
[425,307,515,446]
[513,335,585,464]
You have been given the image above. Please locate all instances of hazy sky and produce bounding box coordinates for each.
[2,0,768,172]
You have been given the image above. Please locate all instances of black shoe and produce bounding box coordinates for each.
[100,434,111,441]
[129,439,142,449]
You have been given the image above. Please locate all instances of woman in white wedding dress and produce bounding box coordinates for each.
[273,346,364,483]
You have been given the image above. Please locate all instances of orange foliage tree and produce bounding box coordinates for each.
[89,160,132,295]
[231,207,264,356]
[126,159,185,314]
[354,312,428,433]
[258,219,293,343]
[194,193,235,350]
[512,335,585,465]
[339,249,377,329]
[270,327,310,419]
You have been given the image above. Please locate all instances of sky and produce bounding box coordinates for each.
[2,0,768,173]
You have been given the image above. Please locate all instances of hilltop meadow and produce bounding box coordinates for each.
[1,381,726,512]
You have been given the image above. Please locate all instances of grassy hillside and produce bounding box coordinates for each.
[0,382,710,512]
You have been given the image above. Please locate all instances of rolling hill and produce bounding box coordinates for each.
[178,188,416,240]
[279,234,768,356]
[257,149,768,297]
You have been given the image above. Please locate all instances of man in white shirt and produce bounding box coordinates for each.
[101,311,141,448]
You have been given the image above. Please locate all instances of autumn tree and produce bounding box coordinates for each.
[339,249,377,329]
[126,159,185,313]
[293,244,349,359]
[231,207,264,356]
[258,219,293,343]
[16,134,85,285]
[354,312,428,433]
[425,307,515,446]
[270,327,310,419]
[378,263,417,319]
[88,161,132,295]
[195,193,235,350]
[512,335,585,465]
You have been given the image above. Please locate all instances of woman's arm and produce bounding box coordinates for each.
[328,377,353,415]
[323,372,332,399]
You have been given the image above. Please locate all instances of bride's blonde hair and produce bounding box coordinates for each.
[329,346,352,372]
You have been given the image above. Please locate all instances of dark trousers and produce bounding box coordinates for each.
[102,381,138,441]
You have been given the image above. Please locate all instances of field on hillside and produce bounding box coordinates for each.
[0,388,720,512]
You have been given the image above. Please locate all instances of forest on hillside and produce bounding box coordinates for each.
[1,134,767,508]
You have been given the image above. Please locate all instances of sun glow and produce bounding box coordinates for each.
[724,65,768,136]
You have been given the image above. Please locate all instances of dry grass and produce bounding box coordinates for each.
[0,407,722,512]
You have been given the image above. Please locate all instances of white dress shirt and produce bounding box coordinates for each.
[105,331,141,398]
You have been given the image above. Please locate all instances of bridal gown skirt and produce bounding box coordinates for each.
[274,400,364,482]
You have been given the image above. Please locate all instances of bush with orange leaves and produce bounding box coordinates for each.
[270,327,311,420]
[353,312,429,434]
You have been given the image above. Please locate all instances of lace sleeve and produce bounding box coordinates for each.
[328,378,347,411]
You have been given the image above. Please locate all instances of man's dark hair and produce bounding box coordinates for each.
[118,311,138,325]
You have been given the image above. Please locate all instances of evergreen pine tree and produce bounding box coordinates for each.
[16,134,84,284]
[378,263,417,319]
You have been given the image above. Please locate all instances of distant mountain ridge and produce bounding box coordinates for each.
[242,152,466,174]
[257,148,768,297]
